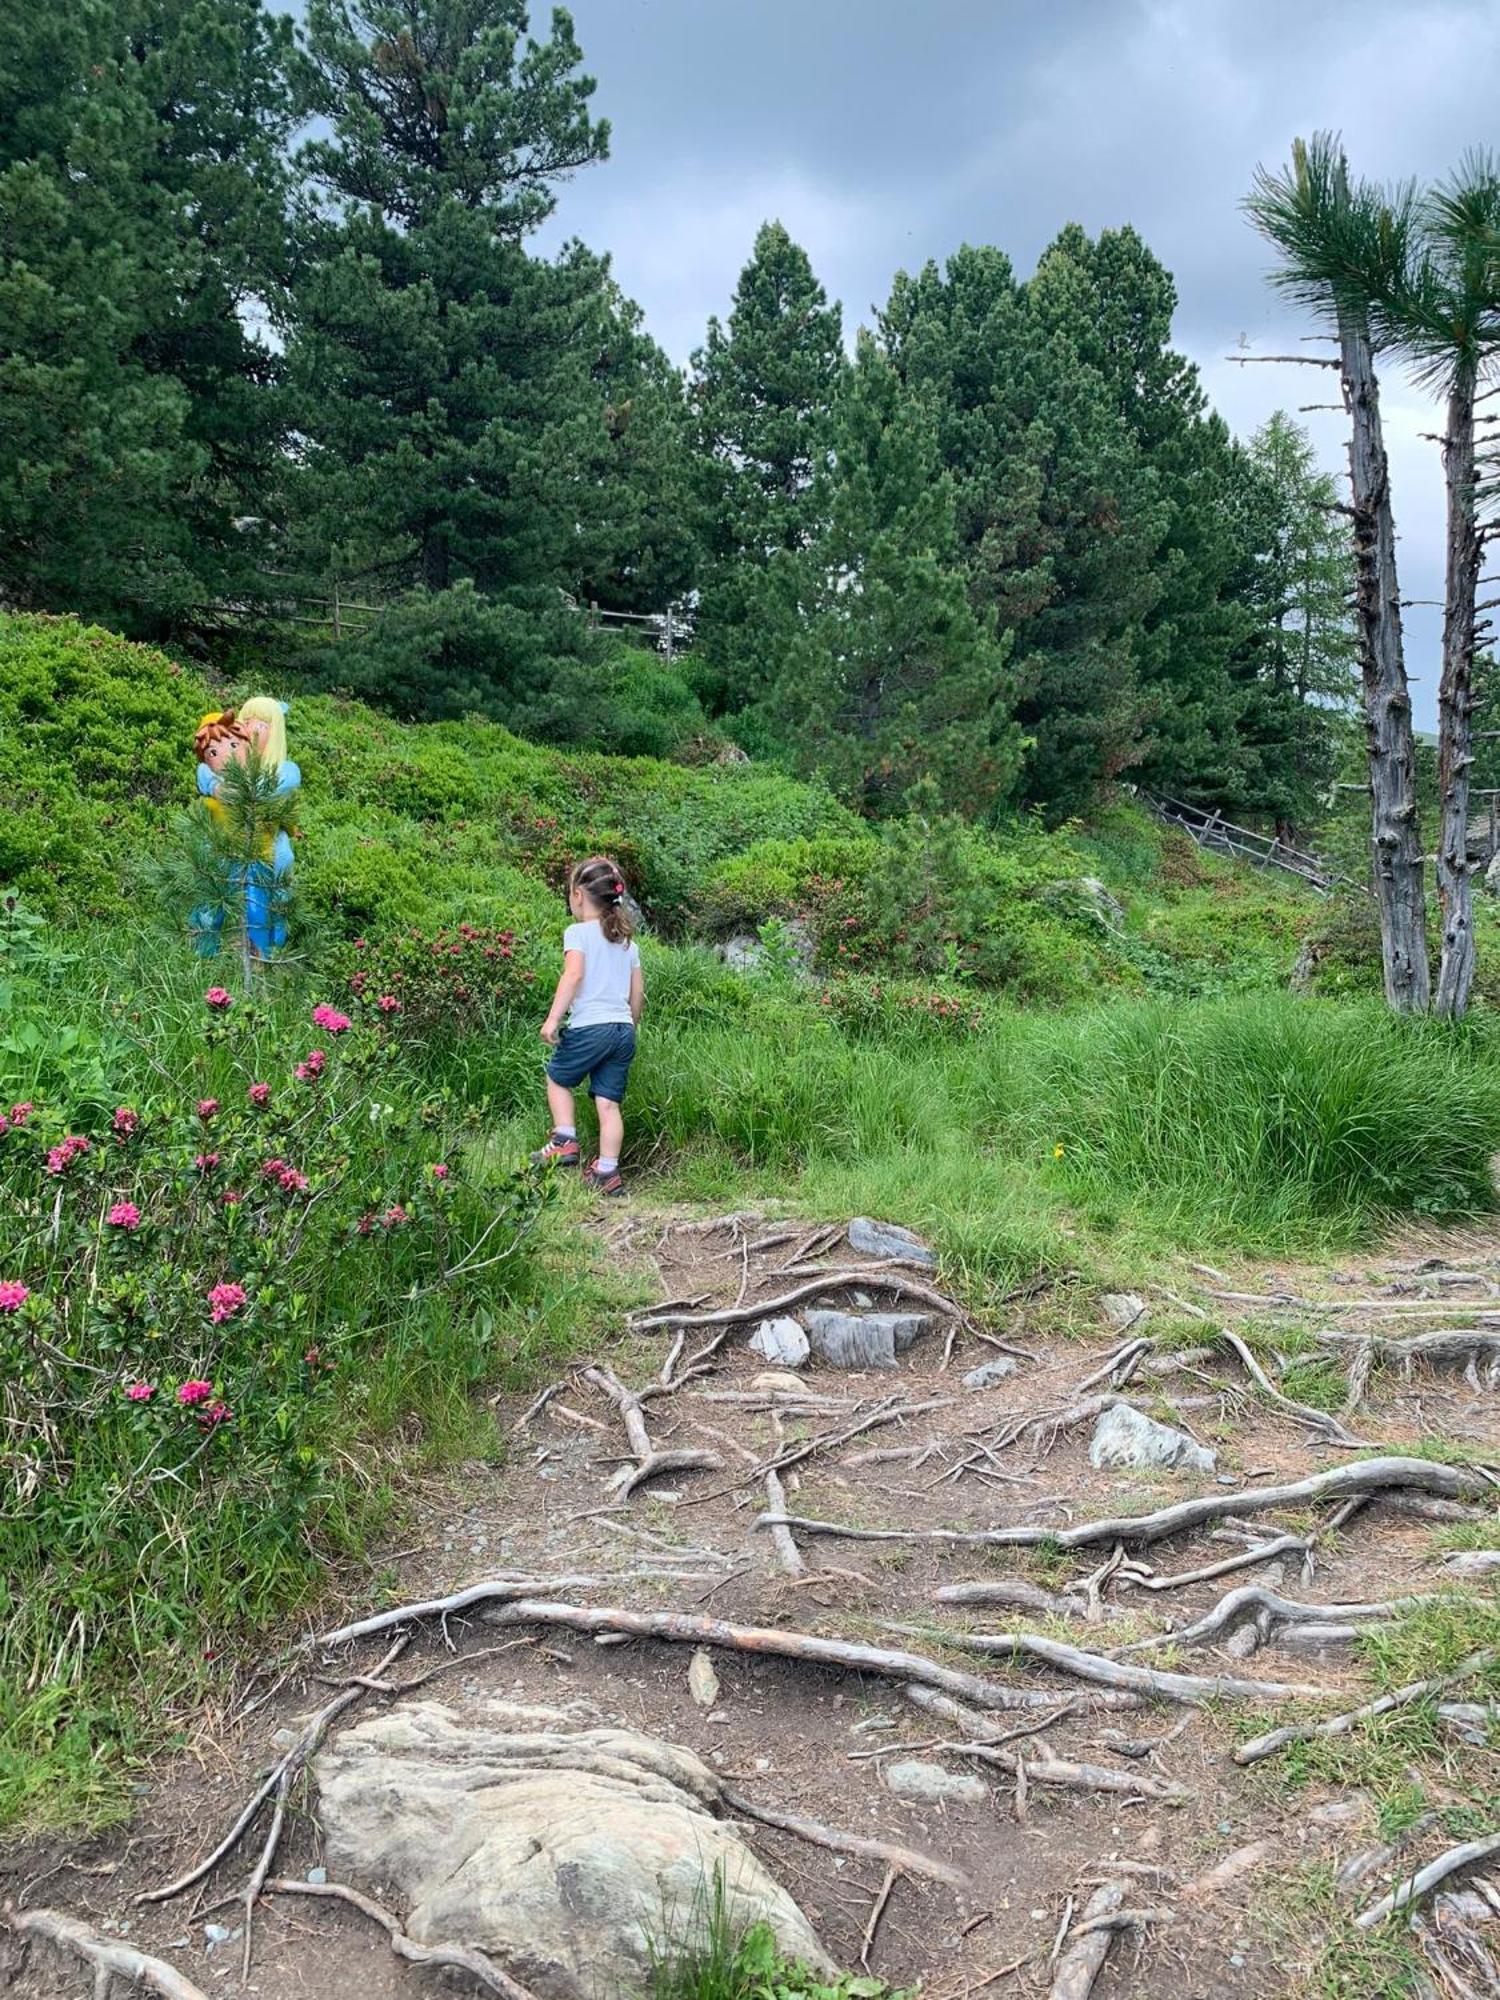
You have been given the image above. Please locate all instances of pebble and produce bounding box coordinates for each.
[306,1866,327,1885]
[962,1357,1017,1391]
[271,1728,297,1751]
[883,1758,986,1806]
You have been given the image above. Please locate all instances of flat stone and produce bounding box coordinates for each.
[1442,1549,1500,1575]
[1101,1293,1150,1331]
[804,1309,931,1369]
[315,1700,829,1999]
[882,1759,986,1806]
[747,1318,809,1368]
[961,1357,1017,1390]
[847,1218,938,1269]
[1088,1402,1216,1475]
[750,1371,816,1395]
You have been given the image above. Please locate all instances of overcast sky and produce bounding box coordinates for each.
[526,0,1500,729]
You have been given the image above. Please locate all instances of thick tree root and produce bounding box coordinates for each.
[1234,1646,1500,1766]
[944,1740,1192,1804]
[4,1906,210,2000]
[1353,1828,1500,1931]
[584,1365,721,1496]
[1048,1882,1127,1999]
[765,1457,1494,1555]
[1213,1327,1370,1444]
[1119,1584,1442,1657]
[879,1623,1322,1704]
[264,1878,538,1998]
[628,1269,969,1333]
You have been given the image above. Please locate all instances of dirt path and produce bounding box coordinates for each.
[4,1212,1500,1998]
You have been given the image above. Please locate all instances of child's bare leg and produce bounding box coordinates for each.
[546,1079,576,1132]
[596,1096,624,1164]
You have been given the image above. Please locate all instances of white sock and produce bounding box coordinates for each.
[555,1125,576,1141]
[595,1155,618,1174]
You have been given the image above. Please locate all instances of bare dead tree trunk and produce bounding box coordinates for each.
[1341,310,1430,1012]
[1434,365,1481,1018]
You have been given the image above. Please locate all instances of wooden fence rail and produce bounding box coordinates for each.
[1141,792,1343,894]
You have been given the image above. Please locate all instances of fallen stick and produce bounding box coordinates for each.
[4,1906,210,1999]
[1214,1327,1369,1444]
[860,1865,898,1970]
[1070,1337,1155,1398]
[773,1456,1497,1554]
[1114,1531,1316,1594]
[629,1269,969,1333]
[879,1624,1322,1704]
[1353,1828,1500,1931]
[1049,1881,1125,1999]
[264,1878,538,1998]
[1234,1646,1500,1766]
[721,1788,970,1890]
[905,1682,1143,1726]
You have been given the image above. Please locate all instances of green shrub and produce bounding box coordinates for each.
[697,833,879,936]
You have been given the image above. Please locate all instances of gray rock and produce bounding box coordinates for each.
[847,1218,938,1270]
[1088,1403,1217,1475]
[1100,1292,1150,1331]
[1442,1548,1500,1576]
[961,1357,1017,1391]
[882,1759,986,1806]
[804,1309,931,1369]
[747,1318,809,1368]
[1486,850,1500,897]
[314,1700,829,1999]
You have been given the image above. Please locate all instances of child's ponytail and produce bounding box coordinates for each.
[571,856,634,944]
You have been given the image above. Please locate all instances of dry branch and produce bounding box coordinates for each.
[1354,1829,1500,1931]
[1049,1882,1125,2000]
[584,1364,721,1497]
[763,1466,804,1576]
[946,1740,1191,1804]
[1234,1646,1500,1766]
[719,1789,969,1889]
[5,1906,210,2000]
[264,1878,538,1998]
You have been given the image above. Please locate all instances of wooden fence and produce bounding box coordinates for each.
[1141,792,1342,893]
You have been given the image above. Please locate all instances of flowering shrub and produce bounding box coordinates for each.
[1,985,548,1793]
[341,923,538,1040]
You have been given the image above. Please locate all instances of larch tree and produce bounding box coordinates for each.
[1246,135,1431,1015]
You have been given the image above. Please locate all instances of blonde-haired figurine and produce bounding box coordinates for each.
[194,698,301,958]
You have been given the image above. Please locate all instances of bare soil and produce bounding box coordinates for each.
[4,1211,1499,1999]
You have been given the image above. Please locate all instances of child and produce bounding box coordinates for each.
[532,856,644,1195]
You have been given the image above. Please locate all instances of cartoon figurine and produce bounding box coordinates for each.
[191,700,301,960]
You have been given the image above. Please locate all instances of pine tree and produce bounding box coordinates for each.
[286,0,613,717]
[881,246,1162,821]
[763,336,1022,817]
[689,222,846,714]
[0,0,300,631]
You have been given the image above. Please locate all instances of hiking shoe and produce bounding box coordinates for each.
[529,1132,581,1169]
[582,1159,625,1197]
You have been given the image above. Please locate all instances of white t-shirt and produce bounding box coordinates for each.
[563,920,640,1029]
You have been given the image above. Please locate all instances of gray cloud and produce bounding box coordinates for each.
[536,0,1500,726]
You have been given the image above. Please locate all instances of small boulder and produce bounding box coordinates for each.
[1088,1403,1216,1475]
[804,1309,931,1369]
[961,1357,1017,1391]
[1486,850,1500,897]
[883,1759,986,1806]
[847,1218,938,1270]
[1101,1292,1150,1331]
[750,1371,820,1396]
[747,1318,809,1368]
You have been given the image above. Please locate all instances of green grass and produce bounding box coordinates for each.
[649,1868,903,2000]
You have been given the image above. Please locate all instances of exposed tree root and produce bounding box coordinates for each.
[1213,1327,1370,1444]
[1120,1584,1442,1657]
[4,1906,210,1999]
[720,1790,970,1891]
[934,1579,1118,1622]
[628,1269,972,1334]
[314,1572,664,1652]
[944,1740,1192,1804]
[763,1466,804,1576]
[1048,1882,1127,1999]
[140,1635,409,1909]
[1234,1646,1500,1766]
[878,1623,1322,1704]
[1354,1828,1500,1931]
[584,1364,722,1497]
[264,1878,538,1998]
[763,1457,1494,1555]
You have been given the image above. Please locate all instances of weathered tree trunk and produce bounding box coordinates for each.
[1434,366,1481,1018]
[1340,311,1430,1012]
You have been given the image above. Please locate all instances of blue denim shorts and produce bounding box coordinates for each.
[546,1021,637,1103]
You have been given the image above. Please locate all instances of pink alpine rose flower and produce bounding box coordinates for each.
[106,1201,142,1231]
[123,1380,155,1402]
[196,1098,220,1121]
[112,1106,139,1138]
[0,1281,30,1313]
[247,1082,271,1108]
[204,987,233,1011]
[176,1379,214,1407]
[195,1151,220,1174]
[45,1134,90,1176]
[9,1102,33,1127]
[377,993,401,1014]
[311,1004,352,1035]
[427,1162,449,1181]
[197,1400,233,1429]
[207,1282,247,1323]
[381,1204,409,1229]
